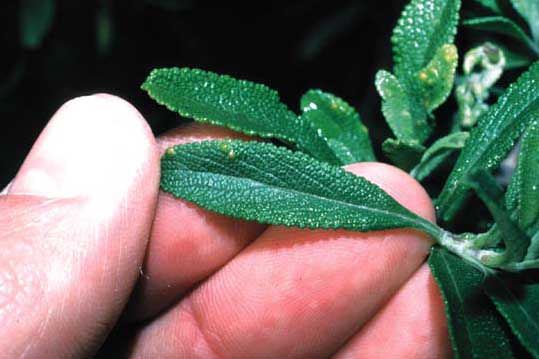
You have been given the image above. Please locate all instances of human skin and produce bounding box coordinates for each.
[0,94,450,358]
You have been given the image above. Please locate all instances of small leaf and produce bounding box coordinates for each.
[506,122,539,236]
[411,132,469,181]
[437,61,539,222]
[428,247,516,359]
[392,0,461,86]
[19,0,55,50]
[382,138,425,171]
[375,70,430,142]
[416,44,459,113]
[142,68,301,142]
[510,0,539,41]
[466,171,529,265]
[486,275,539,358]
[300,89,375,164]
[160,140,442,238]
[463,17,537,53]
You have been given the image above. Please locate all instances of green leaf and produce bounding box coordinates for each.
[411,132,469,181]
[382,138,425,171]
[142,68,341,165]
[375,70,430,142]
[472,0,502,13]
[416,44,459,113]
[428,247,516,359]
[19,0,55,50]
[142,67,301,142]
[392,0,461,86]
[510,0,539,41]
[160,139,442,238]
[486,275,539,358]
[300,89,375,164]
[506,122,539,236]
[466,171,529,265]
[463,17,537,53]
[437,61,539,222]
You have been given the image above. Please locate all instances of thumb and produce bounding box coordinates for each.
[0,94,159,357]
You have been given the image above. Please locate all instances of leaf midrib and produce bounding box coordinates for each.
[173,166,435,234]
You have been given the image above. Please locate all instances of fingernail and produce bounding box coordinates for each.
[9,94,157,199]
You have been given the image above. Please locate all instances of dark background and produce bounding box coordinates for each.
[1,0,484,188]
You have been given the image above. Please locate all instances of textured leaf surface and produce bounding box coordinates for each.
[411,132,469,181]
[416,44,459,112]
[463,17,536,51]
[20,0,55,49]
[437,62,539,222]
[511,0,539,41]
[382,138,425,171]
[160,140,441,237]
[392,0,461,85]
[375,70,429,142]
[429,247,515,359]
[486,276,539,358]
[142,67,301,143]
[300,89,375,164]
[142,68,341,165]
[506,122,539,235]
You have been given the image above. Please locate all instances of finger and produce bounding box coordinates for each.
[127,123,266,321]
[333,263,450,359]
[0,94,159,358]
[129,162,436,359]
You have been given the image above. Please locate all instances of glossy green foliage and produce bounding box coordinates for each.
[375,70,429,143]
[487,276,539,358]
[376,0,460,144]
[463,17,536,52]
[382,138,425,171]
[411,132,469,181]
[506,122,539,236]
[300,90,375,164]
[142,67,341,165]
[466,171,529,265]
[160,140,442,237]
[437,61,539,222]
[19,0,55,50]
[511,0,539,41]
[428,247,516,359]
[392,0,460,86]
[142,67,301,142]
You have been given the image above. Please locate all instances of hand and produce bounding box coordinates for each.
[0,94,450,358]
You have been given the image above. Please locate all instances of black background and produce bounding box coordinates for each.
[1,0,489,189]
